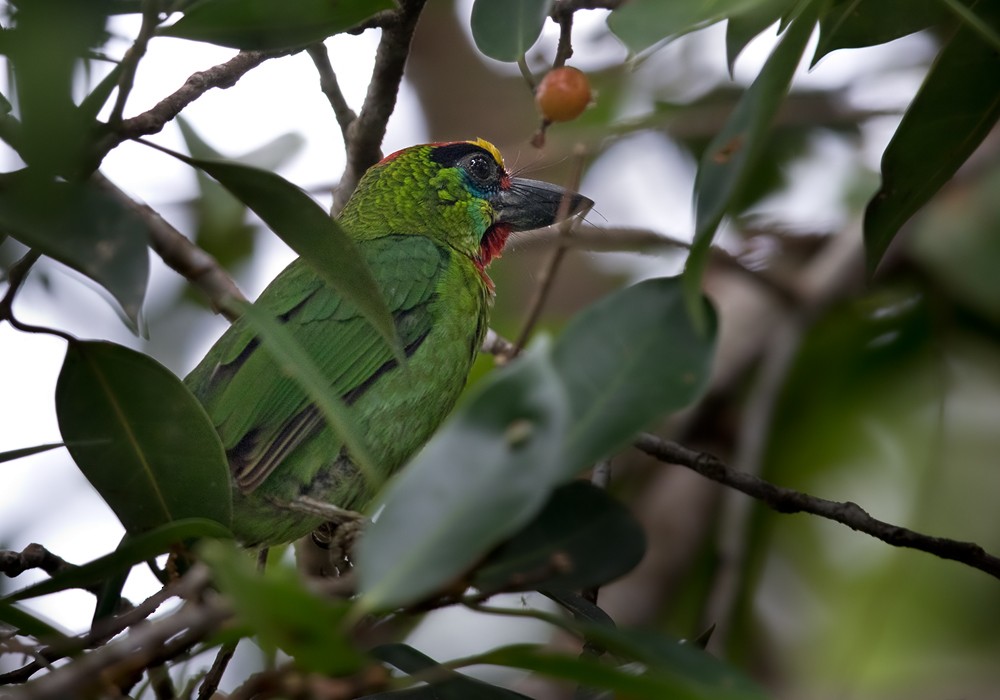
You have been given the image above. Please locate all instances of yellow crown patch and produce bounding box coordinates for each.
[469,137,504,169]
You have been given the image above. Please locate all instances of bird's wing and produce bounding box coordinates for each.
[185,235,448,492]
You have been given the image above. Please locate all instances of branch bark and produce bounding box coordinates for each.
[633,432,1000,581]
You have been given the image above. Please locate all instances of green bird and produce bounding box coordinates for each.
[185,139,590,545]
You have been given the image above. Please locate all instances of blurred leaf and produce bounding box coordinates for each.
[466,642,764,700]
[912,166,1000,323]
[473,482,645,594]
[726,0,796,74]
[163,148,401,360]
[0,442,64,463]
[553,276,715,471]
[366,644,531,699]
[0,171,149,327]
[685,0,819,325]
[863,1,1000,273]
[161,0,395,50]
[177,118,304,269]
[200,539,364,675]
[470,0,551,62]
[608,0,768,54]
[540,588,616,627]
[357,342,571,612]
[0,603,68,640]
[1,518,231,604]
[3,0,109,175]
[815,0,949,63]
[233,299,379,489]
[79,62,124,123]
[55,340,232,534]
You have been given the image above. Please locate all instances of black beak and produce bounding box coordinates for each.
[494,177,592,232]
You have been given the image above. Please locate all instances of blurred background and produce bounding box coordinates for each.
[2,1,1000,698]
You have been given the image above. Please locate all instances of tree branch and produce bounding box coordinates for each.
[306,43,358,141]
[633,433,1000,581]
[92,173,247,320]
[333,0,427,214]
[0,543,74,579]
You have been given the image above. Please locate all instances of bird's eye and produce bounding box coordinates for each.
[464,154,495,185]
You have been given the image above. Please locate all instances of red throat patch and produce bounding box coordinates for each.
[475,223,512,292]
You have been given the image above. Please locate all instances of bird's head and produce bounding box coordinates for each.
[339,138,592,269]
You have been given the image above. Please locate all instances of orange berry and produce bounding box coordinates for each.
[535,66,591,123]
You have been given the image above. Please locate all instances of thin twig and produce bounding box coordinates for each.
[197,642,236,700]
[632,433,1000,581]
[0,250,42,323]
[107,0,161,127]
[513,146,588,353]
[0,543,75,580]
[332,0,427,214]
[97,49,286,155]
[551,2,575,68]
[306,43,358,141]
[92,172,247,319]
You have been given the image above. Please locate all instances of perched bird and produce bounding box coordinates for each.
[185,139,590,545]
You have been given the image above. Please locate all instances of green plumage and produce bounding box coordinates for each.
[185,140,588,545]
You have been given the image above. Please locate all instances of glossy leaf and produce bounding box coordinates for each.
[365,644,531,699]
[357,343,570,612]
[0,518,231,604]
[161,0,395,50]
[55,341,232,534]
[200,539,364,675]
[685,1,818,325]
[0,171,149,327]
[80,62,125,124]
[470,0,551,62]
[608,0,767,54]
[161,147,401,360]
[863,1,1000,272]
[815,0,948,63]
[553,276,715,472]
[0,442,64,464]
[473,482,646,594]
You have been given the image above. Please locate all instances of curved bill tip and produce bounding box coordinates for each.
[496,177,593,232]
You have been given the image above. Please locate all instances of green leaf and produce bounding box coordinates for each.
[726,0,796,74]
[80,62,125,123]
[863,0,1000,273]
[553,276,715,472]
[608,0,769,54]
[356,342,571,612]
[539,588,616,627]
[160,0,395,50]
[232,299,380,491]
[177,117,305,269]
[366,644,531,699]
[0,171,149,327]
[0,442,64,464]
[470,0,551,62]
[0,518,231,604]
[55,340,232,534]
[199,539,364,675]
[463,643,762,700]
[814,0,950,63]
[0,603,69,640]
[157,146,402,361]
[473,482,646,594]
[685,0,819,326]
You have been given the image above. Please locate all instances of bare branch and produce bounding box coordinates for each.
[633,433,1000,581]
[307,43,358,141]
[333,0,427,213]
[0,543,74,579]
[92,173,247,320]
[99,49,286,154]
